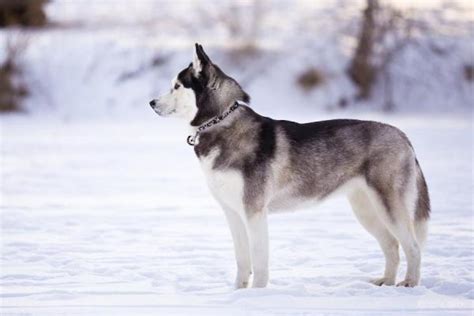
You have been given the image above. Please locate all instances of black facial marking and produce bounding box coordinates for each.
[176,53,250,127]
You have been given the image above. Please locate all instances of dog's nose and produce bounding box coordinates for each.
[149,100,156,107]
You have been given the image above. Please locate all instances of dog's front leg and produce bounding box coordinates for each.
[246,210,269,288]
[223,208,252,289]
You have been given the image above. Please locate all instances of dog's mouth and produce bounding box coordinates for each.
[151,105,175,117]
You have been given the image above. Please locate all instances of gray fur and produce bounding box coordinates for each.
[196,108,430,223]
[415,160,431,220]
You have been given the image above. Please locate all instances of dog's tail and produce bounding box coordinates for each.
[414,158,430,248]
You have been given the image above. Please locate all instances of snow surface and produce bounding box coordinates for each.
[1,113,473,315]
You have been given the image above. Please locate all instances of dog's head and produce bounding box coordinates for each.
[149,43,249,126]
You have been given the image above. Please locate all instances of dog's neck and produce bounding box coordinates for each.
[187,100,248,146]
[192,103,261,158]
[188,100,247,132]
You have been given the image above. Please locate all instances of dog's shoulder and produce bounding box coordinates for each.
[194,106,277,169]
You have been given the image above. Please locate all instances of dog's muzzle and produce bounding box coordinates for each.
[149,99,169,116]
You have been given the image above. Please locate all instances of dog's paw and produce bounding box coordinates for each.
[396,279,418,287]
[235,279,249,289]
[234,271,251,289]
[251,279,268,288]
[370,277,396,286]
[251,271,269,288]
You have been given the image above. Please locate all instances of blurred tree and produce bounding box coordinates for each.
[0,0,48,28]
[347,0,378,100]
[347,0,427,110]
[197,0,264,54]
[464,64,474,82]
[296,68,325,92]
[0,35,29,112]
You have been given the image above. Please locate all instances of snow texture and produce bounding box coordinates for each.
[1,114,473,315]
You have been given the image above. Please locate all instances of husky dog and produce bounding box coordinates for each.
[149,44,430,289]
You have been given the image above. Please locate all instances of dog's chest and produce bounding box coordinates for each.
[198,149,245,211]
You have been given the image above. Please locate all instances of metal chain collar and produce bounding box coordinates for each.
[187,102,241,146]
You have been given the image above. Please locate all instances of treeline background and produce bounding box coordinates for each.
[0,0,472,118]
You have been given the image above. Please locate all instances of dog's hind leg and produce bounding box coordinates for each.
[380,208,421,287]
[222,207,252,289]
[246,210,269,288]
[348,188,400,286]
[365,182,422,287]
[380,205,421,287]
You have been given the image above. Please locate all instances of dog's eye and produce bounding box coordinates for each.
[174,83,180,90]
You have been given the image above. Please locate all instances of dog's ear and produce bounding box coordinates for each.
[193,43,211,75]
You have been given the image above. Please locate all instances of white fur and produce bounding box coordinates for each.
[192,50,202,74]
[151,77,197,121]
[246,211,269,288]
[348,188,400,286]
[198,149,269,288]
[268,177,367,212]
[199,149,245,213]
[354,181,421,287]
[199,149,251,288]
[222,207,252,288]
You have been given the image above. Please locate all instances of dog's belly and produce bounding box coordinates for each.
[267,191,322,212]
[199,149,367,214]
[267,176,367,213]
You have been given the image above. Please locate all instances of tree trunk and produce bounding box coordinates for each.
[348,0,378,99]
[0,0,48,28]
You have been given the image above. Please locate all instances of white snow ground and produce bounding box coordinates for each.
[1,112,473,315]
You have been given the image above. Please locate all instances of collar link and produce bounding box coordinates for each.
[187,101,243,146]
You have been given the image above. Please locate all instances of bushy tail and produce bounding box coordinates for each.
[414,159,430,247]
